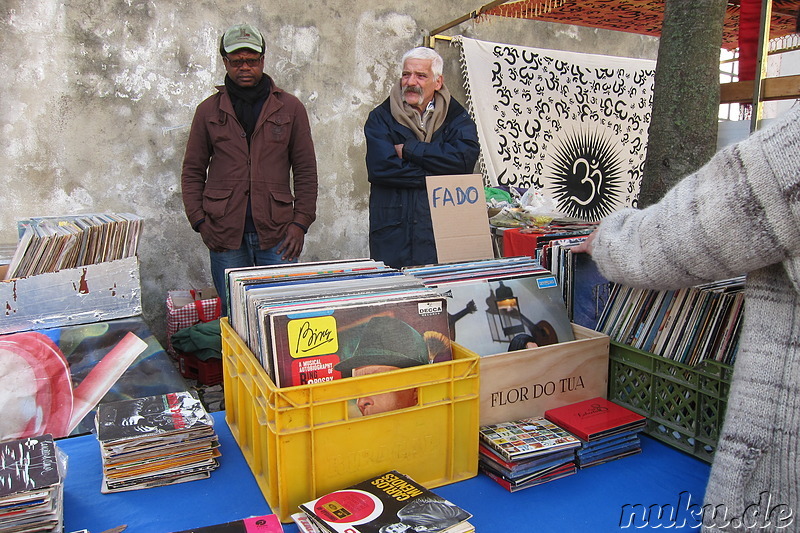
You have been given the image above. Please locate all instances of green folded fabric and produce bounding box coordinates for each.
[484,187,514,204]
[171,319,222,361]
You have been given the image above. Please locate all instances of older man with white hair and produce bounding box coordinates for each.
[364,47,480,269]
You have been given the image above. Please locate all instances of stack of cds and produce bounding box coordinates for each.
[478,416,581,491]
[545,397,647,468]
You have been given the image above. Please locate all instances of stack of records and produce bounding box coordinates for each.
[0,434,66,533]
[478,416,581,492]
[224,258,458,390]
[94,391,220,493]
[4,212,143,280]
[545,396,647,468]
[298,470,474,533]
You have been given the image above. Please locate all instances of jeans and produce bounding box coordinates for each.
[209,232,296,315]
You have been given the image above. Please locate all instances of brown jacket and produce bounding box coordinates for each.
[181,80,318,251]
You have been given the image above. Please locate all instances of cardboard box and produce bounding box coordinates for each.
[426,173,494,263]
[0,256,141,334]
[169,287,219,308]
[477,324,609,426]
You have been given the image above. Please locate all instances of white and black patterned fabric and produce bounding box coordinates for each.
[456,36,655,221]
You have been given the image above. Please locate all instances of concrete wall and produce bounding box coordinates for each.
[0,1,658,345]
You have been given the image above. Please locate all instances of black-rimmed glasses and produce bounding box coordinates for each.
[224,56,263,68]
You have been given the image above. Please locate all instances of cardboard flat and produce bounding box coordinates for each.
[0,256,142,334]
[426,174,494,263]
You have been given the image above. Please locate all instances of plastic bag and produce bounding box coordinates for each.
[519,187,562,226]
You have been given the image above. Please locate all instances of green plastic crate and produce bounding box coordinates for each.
[608,341,733,463]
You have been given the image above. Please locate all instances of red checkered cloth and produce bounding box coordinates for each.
[166,290,221,355]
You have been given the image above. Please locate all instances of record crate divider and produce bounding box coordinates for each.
[607,341,734,463]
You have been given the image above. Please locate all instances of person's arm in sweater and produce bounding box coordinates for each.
[578,105,800,291]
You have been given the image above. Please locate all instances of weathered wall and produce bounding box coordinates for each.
[0,1,657,344]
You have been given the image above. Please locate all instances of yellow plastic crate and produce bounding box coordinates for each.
[220,318,480,522]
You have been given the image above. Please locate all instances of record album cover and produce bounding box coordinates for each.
[267,294,452,393]
[299,471,473,533]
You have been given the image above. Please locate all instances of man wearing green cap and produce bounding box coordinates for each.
[181,23,318,314]
[335,316,432,416]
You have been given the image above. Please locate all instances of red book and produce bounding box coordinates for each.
[544,397,646,442]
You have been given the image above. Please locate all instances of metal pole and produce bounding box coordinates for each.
[424,0,517,46]
[750,0,773,132]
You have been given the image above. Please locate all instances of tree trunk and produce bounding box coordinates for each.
[639,0,727,207]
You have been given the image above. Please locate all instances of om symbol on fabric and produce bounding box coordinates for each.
[457,37,655,222]
[549,129,624,220]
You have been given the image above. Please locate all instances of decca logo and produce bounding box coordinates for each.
[418,302,444,316]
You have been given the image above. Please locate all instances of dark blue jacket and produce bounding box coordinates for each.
[364,96,480,268]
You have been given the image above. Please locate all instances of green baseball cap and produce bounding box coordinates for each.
[334,316,430,377]
[222,23,264,54]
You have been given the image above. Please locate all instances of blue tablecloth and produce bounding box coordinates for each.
[59,411,273,533]
[58,412,710,532]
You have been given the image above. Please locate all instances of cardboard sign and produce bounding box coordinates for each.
[426,174,494,263]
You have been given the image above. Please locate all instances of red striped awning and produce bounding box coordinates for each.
[484,0,800,51]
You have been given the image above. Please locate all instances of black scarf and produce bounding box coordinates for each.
[224,74,272,144]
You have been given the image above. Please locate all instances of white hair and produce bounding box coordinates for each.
[401,47,443,79]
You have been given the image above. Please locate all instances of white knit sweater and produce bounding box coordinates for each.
[591,105,800,532]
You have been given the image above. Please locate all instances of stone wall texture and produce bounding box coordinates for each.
[0,1,658,344]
